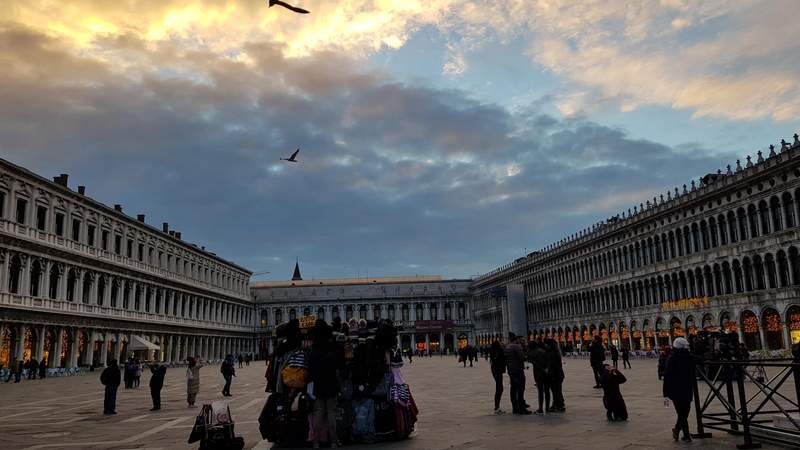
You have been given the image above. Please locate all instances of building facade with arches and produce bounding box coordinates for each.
[0,158,255,370]
[472,134,800,352]
[252,275,473,355]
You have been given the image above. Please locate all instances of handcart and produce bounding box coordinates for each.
[188,401,245,450]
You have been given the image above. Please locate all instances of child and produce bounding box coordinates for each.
[600,364,628,421]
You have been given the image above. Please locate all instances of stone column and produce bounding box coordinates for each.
[74,269,84,304]
[758,325,767,351]
[68,330,80,368]
[35,325,46,362]
[782,323,791,350]
[13,324,26,361]
[99,335,108,367]
[51,327,63,368]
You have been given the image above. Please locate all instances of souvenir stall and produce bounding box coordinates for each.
[259,317,418,447]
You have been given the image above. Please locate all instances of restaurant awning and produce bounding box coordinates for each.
[128,335,160,351]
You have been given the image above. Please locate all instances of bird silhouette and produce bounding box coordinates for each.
[268,0,310,14]
[280,148,300,162]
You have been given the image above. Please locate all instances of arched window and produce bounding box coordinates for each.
[758,200,771,235]
[771,196,784,232]
[48,264,60,299]
[789,247,800,285]
[742,258,753,292]
[66,268,78,302]
[7,255,22,294]
[783,192,796,228]
[260,310,268,327]
[753,255,766,290]
[275,309,283,324]
[110,280,119,308]
[764,254,777,289]
[747,205,759,238]
[96,275,106,306]
[29,260,42,297]
[82,272,93,304]
[728,211,738,243]
[289,308,297,320]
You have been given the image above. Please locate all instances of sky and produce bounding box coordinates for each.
[1,0,798,280]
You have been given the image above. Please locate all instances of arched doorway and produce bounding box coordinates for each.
[0,325,16,367]
[23,327,37,362]
[721,311,737,333]
[787,305,800,345]
[741,310,761,350]
[702,313,715,331]
[599,324,608,345]
[670,317,685,339]
[42,327,56,366]
[685,316,697,336]
[655,318,669,348]
[762,308,783,350]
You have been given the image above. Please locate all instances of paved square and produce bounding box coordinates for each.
[0,357,791,449]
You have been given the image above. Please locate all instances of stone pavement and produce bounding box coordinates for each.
[0,356,791,449]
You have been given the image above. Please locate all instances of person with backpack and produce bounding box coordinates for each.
[149,362,167,411]
[489,340,506,414]
[100,359,121,415]
[221,354,236,397]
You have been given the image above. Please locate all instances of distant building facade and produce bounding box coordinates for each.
[252,273,473,355]
[0,158,255,369]
[473,135,800,352]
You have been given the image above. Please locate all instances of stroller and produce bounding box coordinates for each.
[188,402,245,450]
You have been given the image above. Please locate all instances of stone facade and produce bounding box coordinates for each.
[0,158,255,369]
[473,135,800,352]
[252,275,473,354]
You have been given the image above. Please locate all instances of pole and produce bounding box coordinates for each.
[735,364,761,449]
[692,365,712,438]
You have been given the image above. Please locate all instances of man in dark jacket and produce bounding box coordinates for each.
[38,357,47,379]
[28,358,39,380]
[504,334,531,415]
[489,340,506,414]
[101,359,121,415]
[589,336,605,388]
[610,344,619,369]
[621,346,631,369]
[663,337,697,442]
[149,363,167,411]
[221,355,236,396]
[601,364,628,421]
[546,339,565,412]
[528,341,550,414]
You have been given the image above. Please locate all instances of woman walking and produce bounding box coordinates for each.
[663,337,697,442]
[489,340,506,414]
[186,357,202,407]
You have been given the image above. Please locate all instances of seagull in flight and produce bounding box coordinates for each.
[268,0,310,14]
[280,148,300,162]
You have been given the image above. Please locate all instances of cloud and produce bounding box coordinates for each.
[0,22,746,277]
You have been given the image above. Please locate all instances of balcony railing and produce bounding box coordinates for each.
[0,292,253,332]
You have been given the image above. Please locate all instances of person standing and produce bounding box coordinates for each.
[14,359,23,383]
[600,364,628,421]
[28,358,39,380]
[528,341,550,414]
[610,345,619,369]
[546,338,565,412]
[100,359,121,415]
[589,336,605,389]
[221,354,236,397]
[186,357,202,407]
[505,334,531,415]
[237,353,243,369]
[38,357,47,379]
[663,337,697,442]
[149,362,167,411]
[133,359,142,388]
[309,320,342,449]
[489,340,506,415]
[621,347,631,369]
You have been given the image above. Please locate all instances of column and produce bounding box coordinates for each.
[439,331,444,353]
[82,331,94,365]
[99,335,108,367]
[35,325,46,362]
[13,324,26,361]
[20,256,31,296]
[68,329,79,368]
[425,334,430,352]
[51,327,63,368]
[114,334,125,364]
[782,323,791,350]
[167,335,174,363]
[758,325,767,350]
[74,269,84,304]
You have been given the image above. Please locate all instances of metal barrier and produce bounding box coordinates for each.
[693,358,800,449]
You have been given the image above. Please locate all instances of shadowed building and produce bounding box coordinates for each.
[252,270,473,355]
[0,158,255,369]
[473,135,800,354]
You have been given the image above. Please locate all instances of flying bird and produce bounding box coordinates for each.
[280,148,300,162]
[268,0,310,14]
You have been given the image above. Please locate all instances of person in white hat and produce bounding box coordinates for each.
[663,336,697,442]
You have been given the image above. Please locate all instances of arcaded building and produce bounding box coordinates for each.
[252,267,473,355]
[0,158,255,369]
[473,134,800,352]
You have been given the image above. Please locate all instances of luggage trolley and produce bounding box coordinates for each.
[188,402,245,450]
